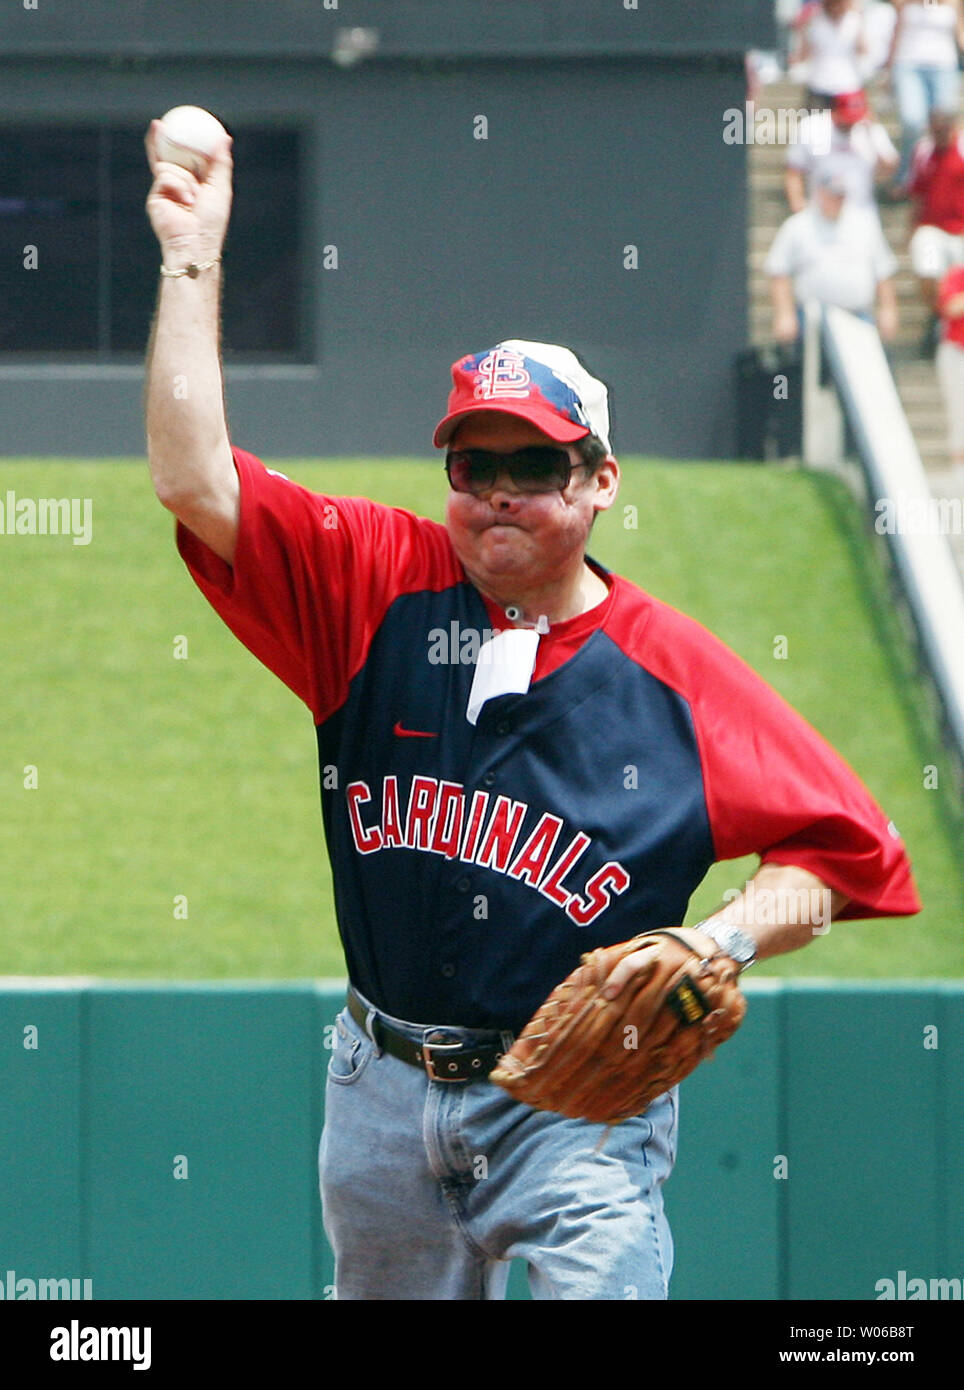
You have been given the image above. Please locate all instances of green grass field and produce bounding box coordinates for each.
[2,457,961,980]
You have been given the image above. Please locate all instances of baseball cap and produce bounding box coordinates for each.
[433,340,613,455]
[832,90,869,126]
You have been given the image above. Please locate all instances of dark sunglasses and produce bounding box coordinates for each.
[445,446,582,495]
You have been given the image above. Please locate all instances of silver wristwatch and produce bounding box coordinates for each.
[693,920,757,970]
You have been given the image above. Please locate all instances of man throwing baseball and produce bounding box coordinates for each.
[144,123,921,1300]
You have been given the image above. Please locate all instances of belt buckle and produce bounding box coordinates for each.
[421,1030,469,1082]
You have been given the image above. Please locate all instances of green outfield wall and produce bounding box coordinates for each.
[1,980,960,1302]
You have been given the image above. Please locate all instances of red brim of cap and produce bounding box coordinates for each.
[433,402,591,449]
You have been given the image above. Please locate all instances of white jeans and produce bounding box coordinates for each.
[910,225,964,281]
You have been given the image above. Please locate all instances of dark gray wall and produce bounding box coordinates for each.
[0,1,773,460]
[0,1,773,59]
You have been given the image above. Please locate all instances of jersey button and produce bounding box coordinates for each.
[441,963,456,979]
[456,877,471,892]
[482,772,496,787]
[495,720,510,735]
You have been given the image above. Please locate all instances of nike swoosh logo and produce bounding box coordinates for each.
[393,721,439,739]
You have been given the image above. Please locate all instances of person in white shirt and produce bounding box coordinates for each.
[862,1,899,80]
[885,0,964,189]
[785,89,899,215]
[794,0,868,105]
[766,169,900,341]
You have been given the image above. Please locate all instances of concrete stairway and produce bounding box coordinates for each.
[748,77,964,573]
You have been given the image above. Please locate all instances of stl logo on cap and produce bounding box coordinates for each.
[433,339,613,454]
[473,348,532,401]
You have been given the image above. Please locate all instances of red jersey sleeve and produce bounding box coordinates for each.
[176,447,462,723]
[644,599,921,921]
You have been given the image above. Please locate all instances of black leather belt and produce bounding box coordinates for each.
[347,988,514,1083]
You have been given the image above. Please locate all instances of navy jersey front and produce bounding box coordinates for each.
[178,448,921,1032]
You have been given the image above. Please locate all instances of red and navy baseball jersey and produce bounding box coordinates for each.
[177,448,921,1031]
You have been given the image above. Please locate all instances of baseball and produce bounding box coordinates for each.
[155,106,226,178]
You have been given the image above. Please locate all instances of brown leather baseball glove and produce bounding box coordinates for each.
[490,929,747,1124]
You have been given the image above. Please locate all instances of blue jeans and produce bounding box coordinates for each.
[318,993,678,1300]
[893,64,961,187]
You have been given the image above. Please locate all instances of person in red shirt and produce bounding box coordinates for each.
[141,116,923,1303]
[908,108,964,352]
[935,263,964,464]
